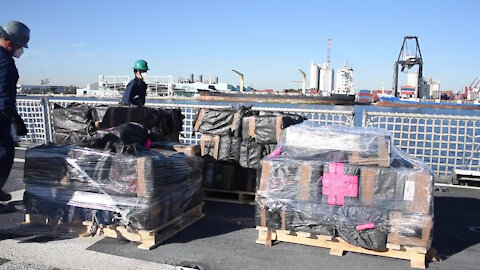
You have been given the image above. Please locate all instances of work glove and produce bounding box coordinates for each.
[11,115,28,136]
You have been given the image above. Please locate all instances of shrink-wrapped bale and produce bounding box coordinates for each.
[51,104,93,134]
[278,124,393,167]
[200,134,241,162]
[193,106,252,136]
[23,144,203,230]
[202,160,238,190]
[51,104,95,144]
[241,114,304,144]
[256,123,434,250]
[239,139,263,169]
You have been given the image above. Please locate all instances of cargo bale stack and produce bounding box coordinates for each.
[23,144,203,231]
[51,104,184,145]
[255,123,434,267]
[193,107,305,199]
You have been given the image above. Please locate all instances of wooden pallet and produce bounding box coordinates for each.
[203,188,255,205]
[24,203,204,250]
[82,203,204,250]
[256,226,429,269]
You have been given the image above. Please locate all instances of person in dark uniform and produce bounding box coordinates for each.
[0,21,29,202]
[121,59,149,106]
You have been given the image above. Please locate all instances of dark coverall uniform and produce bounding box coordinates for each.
[121,77,147,106]
[0,46,19,190]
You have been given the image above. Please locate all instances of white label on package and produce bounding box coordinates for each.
[403,180,415,201]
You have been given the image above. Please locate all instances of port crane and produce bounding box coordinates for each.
[392,36,423,97]
[465,76,478,96]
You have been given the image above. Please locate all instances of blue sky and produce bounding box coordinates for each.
[5,0,479,91]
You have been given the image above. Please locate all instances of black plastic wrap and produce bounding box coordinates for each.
[193,106,252,136]
[51,104,95,144]
[23,144,203,230]
[52,104,183,145]
[241,114,305,144]
[256,123,434,250]
[52,104,94,134]
[200,134,241,162]
[239,139,263,169]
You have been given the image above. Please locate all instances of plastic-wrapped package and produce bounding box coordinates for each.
[199,134,241,162]
[239,138,263,169]
[87,122,148,146]
[96,106,183,142]
[52,104,183,145]
[278,124,394,167]
[23,144,203,231]
[51,104,95,144]
[241,114,305,144]
[193,106,252,136]
[256,123,434,250]
[52,104,93,134]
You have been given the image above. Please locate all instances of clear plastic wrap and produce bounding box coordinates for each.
[23,144,203,231]
[256,123,434,250]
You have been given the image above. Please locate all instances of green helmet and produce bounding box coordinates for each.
[0,21,30,48]
[132,60,149,71]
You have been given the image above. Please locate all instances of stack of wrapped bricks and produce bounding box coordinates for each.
[23,104,202,234]
[193,107,304,192]
[256,123,434,251]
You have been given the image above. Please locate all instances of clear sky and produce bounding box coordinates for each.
[5,0,479,91]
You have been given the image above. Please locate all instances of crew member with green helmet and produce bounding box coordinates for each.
[121,59,149,106]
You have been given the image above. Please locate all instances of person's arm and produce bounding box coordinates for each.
[0,62,26,135]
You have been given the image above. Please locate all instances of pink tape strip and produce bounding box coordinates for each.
[356,223,375,231]
[269,146,282,157]
[144,139,152,149]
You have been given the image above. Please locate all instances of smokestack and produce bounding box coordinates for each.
[199,75,203,82]
[209,74,212,84]
[190,74,194,83]
[215,76,219,84]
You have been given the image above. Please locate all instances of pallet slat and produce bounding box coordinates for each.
[24,203,204,250]
[203,188,255,205]
[256,226,428,269]
[83,203,204,250]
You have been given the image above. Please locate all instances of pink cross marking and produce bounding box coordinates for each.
[322,163,358,206]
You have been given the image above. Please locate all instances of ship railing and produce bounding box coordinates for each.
[43,97,231,145]
[14,97,49,143]
[17,96,480,177]
[16,97,356,145]
[362,110,480,176]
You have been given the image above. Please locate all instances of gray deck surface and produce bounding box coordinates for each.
[1,166,480,270]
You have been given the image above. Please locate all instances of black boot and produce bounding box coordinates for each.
[0,190,11,202]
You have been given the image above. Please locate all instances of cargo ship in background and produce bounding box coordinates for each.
[196,88,356,105]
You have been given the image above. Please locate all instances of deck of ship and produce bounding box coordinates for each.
[1,160,480,269]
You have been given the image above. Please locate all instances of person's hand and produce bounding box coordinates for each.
[12,115,27,136]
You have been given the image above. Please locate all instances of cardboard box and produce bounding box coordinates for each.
[387,211,433,248]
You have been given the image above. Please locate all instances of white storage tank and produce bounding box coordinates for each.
[319,62,334,94]
[309,61,320,90]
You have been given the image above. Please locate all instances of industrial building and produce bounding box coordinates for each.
[335,63,355,95]
[424,77,441,99]
[76,74,239,97]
